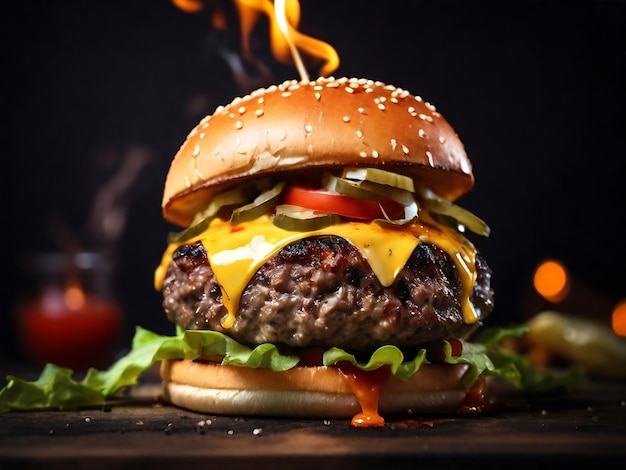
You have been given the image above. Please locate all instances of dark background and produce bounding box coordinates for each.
[1,0,625,365]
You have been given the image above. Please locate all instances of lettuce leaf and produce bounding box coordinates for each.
[0,324,580,413]
[0,326,298,413]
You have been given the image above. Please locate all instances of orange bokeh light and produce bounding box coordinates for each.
[533,259,570,303]
[612,300,626,337]
[64,285,86,311]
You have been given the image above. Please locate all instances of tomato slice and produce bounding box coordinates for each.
[282,186,405,221]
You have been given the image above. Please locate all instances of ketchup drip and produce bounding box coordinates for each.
[459,375,488,413]
[337,361,390,427]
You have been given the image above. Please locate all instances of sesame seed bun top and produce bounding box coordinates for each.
[162,76,474,227]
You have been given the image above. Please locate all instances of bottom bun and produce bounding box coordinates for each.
[160,359,477,419]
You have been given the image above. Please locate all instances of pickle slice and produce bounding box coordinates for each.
[168,181,262,243]
[342,167,415,192]
[273,204,340,231]
[167,179,269,243]
[321,173,379,200]
[323,172,418,224]
[420,188,490,237]
[231,181,285,225]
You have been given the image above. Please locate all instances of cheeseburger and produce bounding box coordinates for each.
[154,76,494,427]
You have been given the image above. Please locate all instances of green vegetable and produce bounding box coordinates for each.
[231,181,285,225]
[322,172,418,224]
[342,167,415,192]
[322,173,381,201]
[420,188,491,237]
[526,311,626,382]
[0,324,580,413]
[273,204,340,231]
[0,327,298,413]
[167,181,260,243]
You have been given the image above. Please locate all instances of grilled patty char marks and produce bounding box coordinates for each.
[162,237,494,353]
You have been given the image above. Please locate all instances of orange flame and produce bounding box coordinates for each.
[172,0,206,13]
[173,0,339,80]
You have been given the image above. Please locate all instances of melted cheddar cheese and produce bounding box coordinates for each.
[155,212,479,328]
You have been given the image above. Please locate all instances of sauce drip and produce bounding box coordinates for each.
[337,361,390,427]
[458,375,488,414]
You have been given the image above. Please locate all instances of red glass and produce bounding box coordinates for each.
[16,252,123,371]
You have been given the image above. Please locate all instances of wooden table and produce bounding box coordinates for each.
[1,378,625,469]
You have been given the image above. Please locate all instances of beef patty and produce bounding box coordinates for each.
[161,236,494,353]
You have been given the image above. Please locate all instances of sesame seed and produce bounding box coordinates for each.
[418,129,427,138]
[372,150,379,158]
[356,129,363,138]
[425,102,436,111]
[305,124,313,133]
[377,103,386,111]
[192,144,200,157]
[281,91,292,97]
[408,107,417,117]
[258,97,265,104]
[426,151,434,166]
[402,144,409,155]
[345,87,354,93]
[390,97,398,103]
[359,151,367,158]
[315,92,321,101]
[199,132,205,139]
[418,113,428,120]
[238,106,246,115]
[438,135,445,143]
[414,96,423,102]
[229,112,235,119]
[235,121,243,129]
[255,109,264,117]
[343,116,350,122]
[314,85,324,91]
[390,138,398,150]
[357,107,365,114]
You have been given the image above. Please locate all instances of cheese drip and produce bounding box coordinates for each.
[155,213,479,328]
